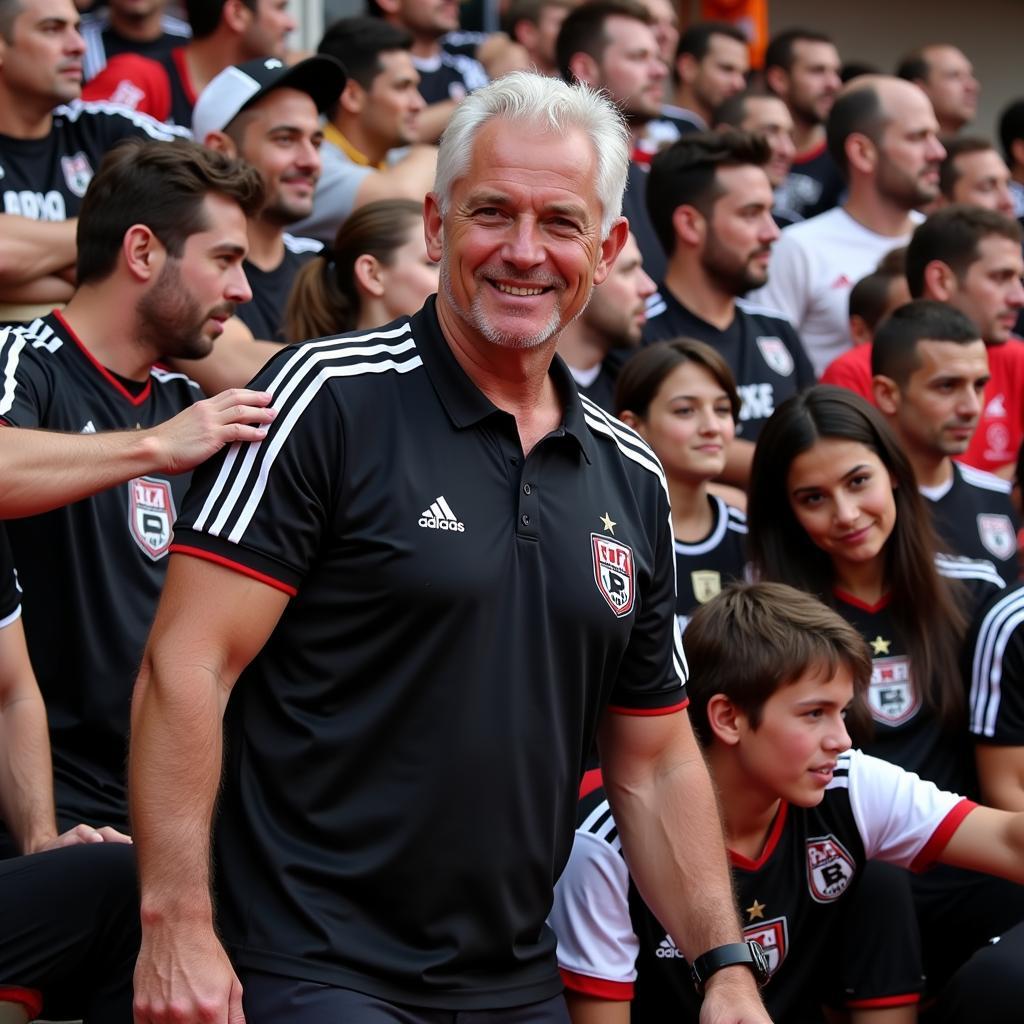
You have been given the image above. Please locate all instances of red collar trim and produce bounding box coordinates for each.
[833,587,891,613]
[729,801,789,871]
[794,138,827,164]
[54,309,152,407]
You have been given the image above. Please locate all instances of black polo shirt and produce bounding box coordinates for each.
[173,296,687,1007]
[642,289,815,440]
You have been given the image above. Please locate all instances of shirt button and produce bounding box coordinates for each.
[521,513,531,526]
[523,483,532,495]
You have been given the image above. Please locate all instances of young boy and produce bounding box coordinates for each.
[550,582,1024,1023]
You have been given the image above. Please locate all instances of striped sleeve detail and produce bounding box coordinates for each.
[579,395,668,497]
[935,553,1006,589]
[0,604,22,630]
[282,233,325,255]
[0,326,27,418]
[645,290,667,320]
[56,100,189,139]
[560,968,634,1000]
[188,325,420,546]
[970,587,1024,736]
[909,799,978,872]
[727,505,748,534]
[579,798,622,854]
[958,463,1013,494]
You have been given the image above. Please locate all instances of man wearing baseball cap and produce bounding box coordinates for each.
[193,54,347,344]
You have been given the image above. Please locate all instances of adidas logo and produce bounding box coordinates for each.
[985,394,1007,418]
[81,420,96,434]
[655,935,685,959]
[419,496,465,532]
[830,274,852,289]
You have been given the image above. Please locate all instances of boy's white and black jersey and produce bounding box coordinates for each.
[0,314,201,829]
[674,495,747,630]
[550,752,972,1024]
[641,290,815,440]
[0,528,21,630]
[0,101,183,224]
[968,582,1024,746]
[921,463,1020,580]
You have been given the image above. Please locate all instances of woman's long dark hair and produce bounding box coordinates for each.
[284,199,424,343]
[748,386,967,731]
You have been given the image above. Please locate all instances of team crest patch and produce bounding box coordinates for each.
[591,534,635,617]
[977,514,1016,561]
[129,477,176,561]
[806,835,857,903]
[744,917,788,977]
[60,152,93,199]
[691,569,721,604]
[756,337,794,377]
[868,655,919,726]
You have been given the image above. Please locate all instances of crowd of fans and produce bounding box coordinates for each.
[3,0,1024,1021]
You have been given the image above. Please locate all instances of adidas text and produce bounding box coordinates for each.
[419,497,465,532]
[419,517,465,532]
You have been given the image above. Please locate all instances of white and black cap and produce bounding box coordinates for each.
[192,55,347,143]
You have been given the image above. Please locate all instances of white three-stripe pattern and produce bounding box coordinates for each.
[0,327,26,418]
[580,799,621,853]
[970,587,1024,737]
[580,395,688,688]
[935,553,1006,590]
[192,324,421,543]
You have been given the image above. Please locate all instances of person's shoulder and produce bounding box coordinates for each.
[579,394,669,497]
[149,363,203,401]
[282,233,325,256]
[734,298,799,332]
[724,500,748,535]
[777,206,849,243]
[53,98,185,140]
[955,461,1013,495]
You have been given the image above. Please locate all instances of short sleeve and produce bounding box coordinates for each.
[969,586,1024,745]
[845,749,975,871]
[549,828,638,999]
[0,525,21,629]
[0,326,52,427]
[172,345,345,595]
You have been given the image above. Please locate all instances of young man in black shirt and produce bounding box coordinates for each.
[644,130,815,484]
[873,300,1020,578]
[0,139,266,839]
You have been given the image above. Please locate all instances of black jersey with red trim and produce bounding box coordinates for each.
[674,495,747,631]
[0,101,183,223]
[171,297,687,1007]
[235,233,323,342]
[0,313,201,829]
[968,582,1024,746]
[82,48,197,128]
[80,9,191,81]
[922,462,1020,581]
[550,752,972,1024]
[641,291,814,440]
[834,555,1003,794]
[0,528,20,629]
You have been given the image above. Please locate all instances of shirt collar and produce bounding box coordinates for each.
[410,297,595,463]
[323,123,385,170]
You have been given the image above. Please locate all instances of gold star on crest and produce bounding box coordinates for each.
[870,635,891,656]
[599,512,616,534]
[746,899,765,921]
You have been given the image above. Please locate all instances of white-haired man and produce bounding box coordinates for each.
[130,71,771,1024]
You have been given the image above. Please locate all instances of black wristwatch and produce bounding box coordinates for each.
[690,940,770,994]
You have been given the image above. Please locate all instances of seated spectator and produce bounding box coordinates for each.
[872,301,1019,578]
[713,88,800,226]
[284,198,438,343]
[938,136,1015,218]
[555,231,655,410]
[290,16,437,247]
[615,340,746,630]
[0,0,184,320]
[82,0,296,128]
[666,21,748,132]
[0,139,267,841]
[999,98,1024,223]
[193,54,347,342]
[502,0,577,78]
[552,580,1024,1023]
[369,0,488,143]
[643,131,815,484]
[896,44,979,137]
[80,0,190,81]
[751,75,944,375]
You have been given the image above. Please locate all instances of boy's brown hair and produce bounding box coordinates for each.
[684,582,873,746]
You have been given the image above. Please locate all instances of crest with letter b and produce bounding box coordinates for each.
[128,477,176,561]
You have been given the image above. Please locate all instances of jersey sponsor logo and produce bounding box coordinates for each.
[756,337,795,377]
[81,420,96,434]
[867,654,919,726]
[129,476,176,560]
[744,917,788,977]
[60,152,94,199]
[806,835,857,902]
[691,569,721,604]
[655,934,686,959]
[591,534,635,617]
[418,495,465,532]
[830,274,852,289]
[985,393,1007,418]
[978,514,1016,561]
[984,421,1012,461]
[737,382,775,423]
[3,189,67,220]
[109,80,146,110]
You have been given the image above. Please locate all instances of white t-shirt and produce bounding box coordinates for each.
[750,207,921,376]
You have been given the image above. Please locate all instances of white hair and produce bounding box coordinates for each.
[433,71,630,239]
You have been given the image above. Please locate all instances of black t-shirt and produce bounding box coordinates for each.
[775,142,846,221]
[642,290,815,440]
[967,582,1024,747]
[923,462,1020,581]
[413,48,488,105]
[623,161,665,284]
[0,313,202,829]
[235,234,323,343]
[567,357,621,414]
[80,11,191,81]
[0,101,182,222]
[172,298,687,1007]
[0,528,20,628]
[674,495,747,631]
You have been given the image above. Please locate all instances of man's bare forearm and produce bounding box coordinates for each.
[0,217,77,288]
